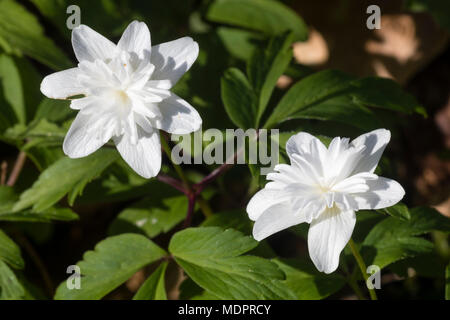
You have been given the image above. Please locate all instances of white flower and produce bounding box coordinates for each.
[246,129,405,274]
[40,21,201,178]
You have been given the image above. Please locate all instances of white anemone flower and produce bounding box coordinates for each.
[40,21,201,178]
[247,129,405,274]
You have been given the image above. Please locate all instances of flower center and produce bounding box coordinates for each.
[113,89,130,105]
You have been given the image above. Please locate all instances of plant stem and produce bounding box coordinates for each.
[160,133,213,218]
[7,151,26,186]
[0,161,7,185]
[348,238,378,300]
[14,230,54,298]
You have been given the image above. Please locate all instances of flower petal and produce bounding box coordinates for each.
[40,68,86,99]
[151,37,199,87]
[63,111,112,158]
[72,25,116,62]
[117,21,151,59]
[154,93,202,134]
[285,132,318,157]
[352,176,405,210]
[351,128,391,174]
[252,202,306,241]
[247,188,288,221]
[113,127,161,179]
[308,207,356,274]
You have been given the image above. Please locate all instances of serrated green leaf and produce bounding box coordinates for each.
[133,261,168,300]
[0,260,25,299]
[207,0,308,41]
[273,259,346,300]
[0,0,72,70]
[0,229,24,270]
[221,68,257,129]
[169,227,296,299]
[362,207,450,269]
[13,149,119,212]
[108,193,188,238]
[54,234,167,300]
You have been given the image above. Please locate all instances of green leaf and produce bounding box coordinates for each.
[247,32,294,126]
[207,0,308,41]
[54,234,167,300]
[0,260,25,299]
[362,207,450,269]
[108,193,188,238]
[0,0,72,70]
[169,227,296,299]
[0,229,24,270]
[378,202,411,221]
[0,185,78,222]
[221,68,257,129]
[133,261,168,300]
[216,27,264,61]
[0,54,25,124]
[273,259,346,300]
[13,149,119,212]
[34,98,75,124]
[350,77,426,116]
[201,210,253,235]
[264,70,355,128]
[264,70,423,129]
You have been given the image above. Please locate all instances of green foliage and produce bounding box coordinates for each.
[207,0,308,41]
[54,234,167,300]
[0,0,71,70]
[273,259,346,300]
[13,149,119,212]
[108,192,188,238]
[362,207,450,269]
[0,260,25,300]
[0,185,78,222]
[0,230,24,270]
[133,262,168,300]
[378,202,411,221]
[169,227,296,299]
[263,70,424,129]
[221,68,257,129]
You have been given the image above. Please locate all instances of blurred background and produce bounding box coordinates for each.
[0,0,449,299]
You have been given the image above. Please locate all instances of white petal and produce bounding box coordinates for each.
[285,132,318,157]
[352,177,405,210]
[247,188,288,221]
[308,207,356,274]
[113,127,161,179]
[155,93,202,134]
[252,202,306,241]
[117,21,151,59]
[40,68,86,99]
[351,128,391,174]
[72,25,116,62]
[151,37,199,87]
[63,111,112,158]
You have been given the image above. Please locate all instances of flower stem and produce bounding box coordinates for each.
[160,133,213,218]
[348,238,378,300]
